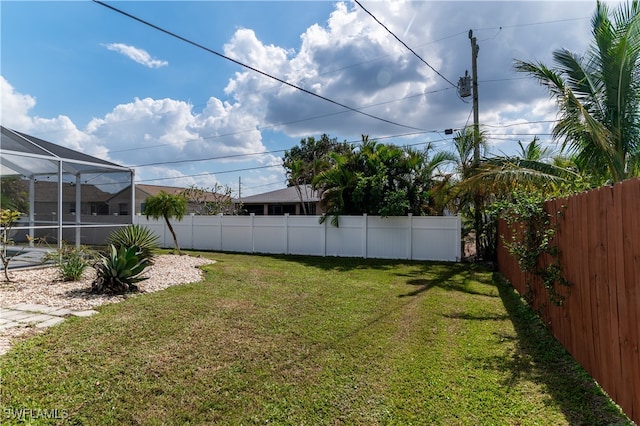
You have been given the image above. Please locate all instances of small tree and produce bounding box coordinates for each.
[1,209,23,281]
[179,184,240,215]
[143,191,187,254]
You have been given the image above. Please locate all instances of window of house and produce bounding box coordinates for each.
[303,203,316,215]
[90,203,108,215]
[268,204,296,215]
[244,205,264,215]
[119,203,129,216]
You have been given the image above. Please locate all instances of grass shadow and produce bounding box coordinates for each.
[241,253,500,299]
[397,262,499,298]
[487,273,631,425]
[443,312,509,321]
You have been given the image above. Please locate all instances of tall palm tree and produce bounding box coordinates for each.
[515,0,640,183]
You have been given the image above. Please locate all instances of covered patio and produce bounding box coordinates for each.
[0,126,135,251]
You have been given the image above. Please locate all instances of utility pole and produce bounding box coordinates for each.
[469,30,482,259]
[470,30,480,167]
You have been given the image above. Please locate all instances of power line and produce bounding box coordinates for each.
[136,164,281,184]
[134,150,286,168]
[110,86,454,155]
[474,16,589,31]
[130,119,555,169]
[354,0,459,90]
[89,132,464,188]
[131,129,445,168]
[483,120,557,128]
[93,0,427,133]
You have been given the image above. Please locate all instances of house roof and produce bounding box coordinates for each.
[239,185,320,204]
[137,184,232,202]
[107,184,233,203]
[1,126,131,177]
[135,184,187,197]
[17,180,112,202]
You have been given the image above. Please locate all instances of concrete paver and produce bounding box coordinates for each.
[71,310,99,317]
[0,321,21,330]
[0,303,99,334]
[1,311,37,321]
[36,317,66,328]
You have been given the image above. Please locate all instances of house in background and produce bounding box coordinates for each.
[238,185,322,215]
[12,179,111,218]
[108,184,234,216]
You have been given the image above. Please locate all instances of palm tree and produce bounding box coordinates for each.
[144,191,187,254]
[514,0,640,184]
[286,159,310,215]
[516,137,553,162]
[313,136,455,225]
[314,151,357,226]
[444,126,491,259]
[403,144,456,215]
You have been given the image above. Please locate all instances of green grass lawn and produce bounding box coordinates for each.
[0,252,631,425]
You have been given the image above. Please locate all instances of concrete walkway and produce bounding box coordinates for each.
[0,303,98,332]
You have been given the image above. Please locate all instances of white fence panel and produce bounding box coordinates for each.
[220,215,254,253]
[172,217,194,250]
[193,215,221,251]
[254,216,287,254]
[325,216,365,257]
[287,216,325,256]
[367,215,411,259]
[134,214,461,261]
[411,216,461,261]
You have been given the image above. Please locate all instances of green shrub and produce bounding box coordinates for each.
[106,224,159,262]
[47,243,96,281]
[91,244,150,295]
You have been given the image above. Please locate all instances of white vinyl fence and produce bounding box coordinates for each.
[134,214,462,262]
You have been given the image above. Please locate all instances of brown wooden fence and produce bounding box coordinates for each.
[497,178,640,424]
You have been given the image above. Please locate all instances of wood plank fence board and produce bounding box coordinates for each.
[621,181,640,420]
[615,181,635,419]
[565,194,584,361]
[581,187,597,375]
[595,187,615,397]
[604,185,623,403]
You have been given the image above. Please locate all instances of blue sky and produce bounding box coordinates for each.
[1,1,599,195]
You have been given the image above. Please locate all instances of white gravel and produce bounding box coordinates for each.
[0,254,214,354]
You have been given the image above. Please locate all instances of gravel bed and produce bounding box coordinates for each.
[0,254,214,354]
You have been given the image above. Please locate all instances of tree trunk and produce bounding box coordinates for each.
[164,214,181,255]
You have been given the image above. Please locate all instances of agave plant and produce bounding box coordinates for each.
[106,224,159,263]
[91,244,150,295]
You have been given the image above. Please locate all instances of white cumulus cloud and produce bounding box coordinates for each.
[0,76,36,130]
[103,43,168,68]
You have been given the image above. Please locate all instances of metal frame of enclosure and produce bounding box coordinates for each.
[0,126,135,248]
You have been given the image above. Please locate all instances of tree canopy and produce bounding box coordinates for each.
[515,0,640,184]
[312,136,454,225]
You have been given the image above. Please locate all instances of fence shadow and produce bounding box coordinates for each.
[492,273,630,425]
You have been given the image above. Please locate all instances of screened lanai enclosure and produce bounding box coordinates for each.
[0,126,135,252]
